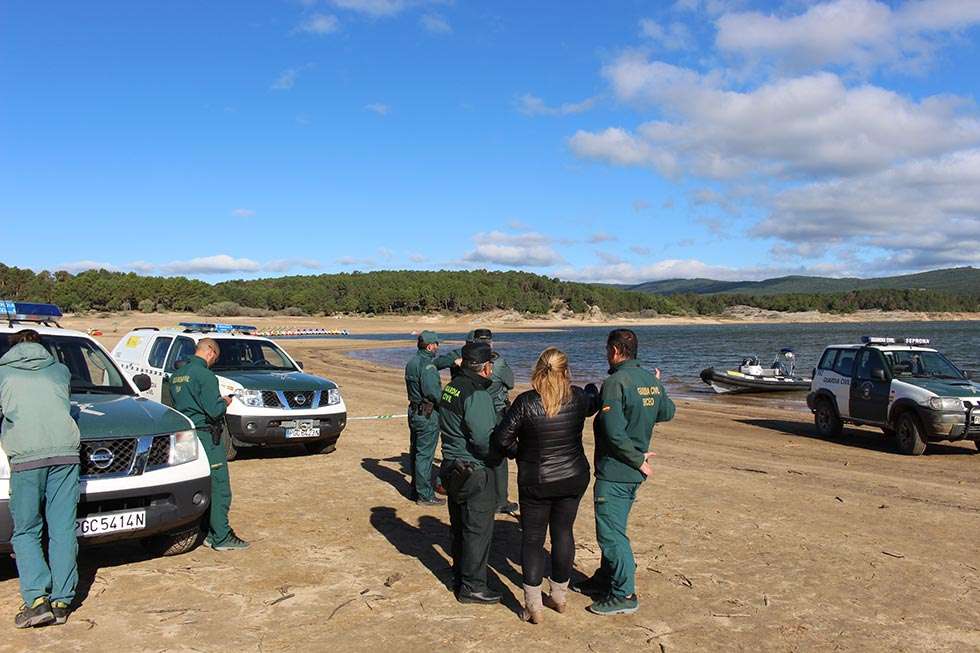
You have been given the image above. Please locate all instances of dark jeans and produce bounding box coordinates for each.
[518,474,589,586]
[443,462,497,594]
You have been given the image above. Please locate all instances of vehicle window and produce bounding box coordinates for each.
[165,337,197,372]
[856,349,886,381]
[211,339,296,372]
[883,350,965,380]
[0,334,131,395]
[833,351,855,376]
[147,337,173,369]
[818,349,839,370]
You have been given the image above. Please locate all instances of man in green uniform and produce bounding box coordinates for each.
[574,328,675,616]
[404,331,446,506]
[0,330,81,628]
[438,341,501,604]
[435,329,517,515]
[169,338,249,551]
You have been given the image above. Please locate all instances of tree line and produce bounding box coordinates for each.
[1,264,978,317]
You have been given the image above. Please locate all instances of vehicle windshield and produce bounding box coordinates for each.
[882,350,965,380]
[0,333,133,395]
[211,338,296,372]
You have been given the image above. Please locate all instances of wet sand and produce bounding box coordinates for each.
[2,325,980,652]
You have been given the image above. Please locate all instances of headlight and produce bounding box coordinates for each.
[927,396,963,411]
[235,389,264,407]
[170,430,199,465]
[326,388,341,405]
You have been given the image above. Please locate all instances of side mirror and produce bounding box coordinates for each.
[133,374,152,392]
[296,361,304,370]
[872,368,887,382]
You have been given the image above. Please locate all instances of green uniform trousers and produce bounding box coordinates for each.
[10,464,80,605]
[493,458,509,508]
[197,430,233,545]
[408,412,440,501]
[594,479,640,598]
[444,463,497,594]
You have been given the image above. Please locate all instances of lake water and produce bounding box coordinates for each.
[345,321,980,402]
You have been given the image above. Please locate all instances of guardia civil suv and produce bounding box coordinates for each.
[0,302,211,557]
[112,323,347,460]
[807,336,980,455]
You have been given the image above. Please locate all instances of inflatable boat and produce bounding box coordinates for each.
[700,349,811,394]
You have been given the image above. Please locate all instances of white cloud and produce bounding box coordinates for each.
[639,18,694,50]
[463,231,564,267]
[588,232,617,244]
[557,258,849,285]
[58,261,119,274]
[630,245,652,256]
[408,252,427,263]
[575,54,980,180]
[632,199,650,212]
[420,13,451,33]
[716,0,980,74]
[378,247,394,260]
[264,259,322,273]
[596,251,626,265]
[517,93,597,117]
[160,255,262,275]
[328,0,408,17]
[336,256,375,267]
[271,65,314,91]
[231,208,255,218]
[296,13,340,35]
[365,102,390,116]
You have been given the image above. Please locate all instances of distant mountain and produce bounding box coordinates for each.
[627,267,980,296]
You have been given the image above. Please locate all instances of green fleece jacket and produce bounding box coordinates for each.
[0,342,81,470]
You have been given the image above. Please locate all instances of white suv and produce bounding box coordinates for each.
[807,337,980,455]
[112,323,347,460]
[0,302,211,557]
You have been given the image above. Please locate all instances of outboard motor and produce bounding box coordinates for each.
[772,348,796,377]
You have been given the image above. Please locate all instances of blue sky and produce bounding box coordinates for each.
[3,0,980,284]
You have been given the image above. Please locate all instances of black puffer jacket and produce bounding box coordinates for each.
[493,386,600,487]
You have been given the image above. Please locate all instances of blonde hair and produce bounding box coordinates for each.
[532,347,572,417]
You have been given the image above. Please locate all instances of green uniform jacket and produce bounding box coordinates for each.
[438,368,498,468]
[169,356,228,430]
[593,359,675,483]
[405,349,442,406]
[0,342,80,469]
[435,350,514,416]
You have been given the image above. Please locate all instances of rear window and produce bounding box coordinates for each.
[834,351,856,377]
[147,337,172,369]
[818,349,839,370]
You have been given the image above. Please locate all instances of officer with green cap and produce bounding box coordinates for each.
[438,341,501,604]
[573,328,674,616]
[169,338,249,551]
[404,330,446,506]
[435,328,517,515]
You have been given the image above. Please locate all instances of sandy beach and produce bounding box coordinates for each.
[2,315,979,652]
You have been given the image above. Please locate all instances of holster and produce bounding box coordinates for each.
[207,421,223,447]
[444,459,474,497]
[410,401,435,418]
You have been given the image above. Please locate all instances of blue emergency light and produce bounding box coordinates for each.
[179,322,257,333]
[1,300,63,323]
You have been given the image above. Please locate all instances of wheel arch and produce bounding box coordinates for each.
[888,398,924,428]
[812,389,841,416]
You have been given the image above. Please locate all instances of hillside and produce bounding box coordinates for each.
[628,267,980,296]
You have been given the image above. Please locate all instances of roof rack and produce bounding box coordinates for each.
[178,322,258,334]
[1,300,63,328]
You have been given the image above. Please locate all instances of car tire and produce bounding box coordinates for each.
[815,399,843,438]
[304,440,335,455]
[894,411,927,456]
[224,426,239,462]
[141,522,204,557]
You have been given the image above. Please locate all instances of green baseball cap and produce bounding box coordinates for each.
[419,330,440,345]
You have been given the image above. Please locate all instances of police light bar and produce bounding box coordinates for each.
[861,336,895,344]
[1,300,63,322]
[179,322,258,333]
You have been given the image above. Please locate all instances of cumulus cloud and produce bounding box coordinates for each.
[159,255,262,275]
[596,251,626,265]
[336,256,375,267]
[328,0,409,17]
[463,231,564,267]
[588,232,617,244]
[517,93,598,117]
[630,245,652,256]
[420,13,451,33]
[574,54,980,180]
[557,258,850,285]
[639,18,694,50]
[58,261,119,274]
[271,64,314,91]
[264,259,322,273]
[716,0,980,74]
[365,102,390,116]
[296,13,340,35]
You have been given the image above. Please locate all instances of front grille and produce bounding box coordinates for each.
[146,435,171,468]
[77,494,166,518]
[262,391,282,408]
[81,439,137,477]
[284,390,317,408]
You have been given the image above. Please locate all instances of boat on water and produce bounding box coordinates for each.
[700,349,811,394]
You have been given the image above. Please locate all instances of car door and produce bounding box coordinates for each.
[143,335,174,402]
[161,336,197,407]
[849,348,890,424]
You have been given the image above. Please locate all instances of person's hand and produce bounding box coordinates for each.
[654,368,662,380]
[640,451,656,477]
[223,395,233,406]
[454,357,462,367]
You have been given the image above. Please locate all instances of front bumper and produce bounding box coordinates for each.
[0,473,210,553]
[919,406,980,442]
[225,411,347,447]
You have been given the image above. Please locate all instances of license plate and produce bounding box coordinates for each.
[285,419,320,439]
[75,510,146,537]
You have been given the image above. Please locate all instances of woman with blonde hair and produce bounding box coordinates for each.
[493,347,599,623]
